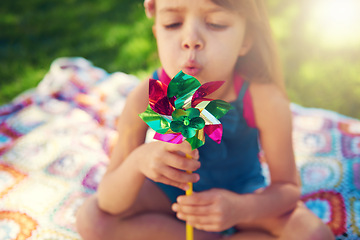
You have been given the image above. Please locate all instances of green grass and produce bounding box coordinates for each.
[0,0,158,104]
[1,0,359,119]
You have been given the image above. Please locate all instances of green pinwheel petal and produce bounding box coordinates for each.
[139,104,171,134]
[172,109,187,120]
[181,127,197,139]
[167,71,201,109]
[186,135,205,150]
[170,120,184,133]
[189,117,205,130]
[205,100,232,119]
[172,108,200,121]
[187,108,200,119]
[170,121,197,139]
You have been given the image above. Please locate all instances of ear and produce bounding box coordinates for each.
[238,32,253,56]
[144,0,155,18]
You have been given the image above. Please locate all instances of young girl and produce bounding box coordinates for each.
[76,0,335,239]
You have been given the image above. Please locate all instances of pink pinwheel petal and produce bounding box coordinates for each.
[191,81,224,108]
[149,79,174,115]
[154,132,184,144]
[204,124,223,144]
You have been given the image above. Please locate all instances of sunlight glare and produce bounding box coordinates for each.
[308,0,360,48]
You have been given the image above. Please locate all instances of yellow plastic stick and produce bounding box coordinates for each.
[185,154,194,240]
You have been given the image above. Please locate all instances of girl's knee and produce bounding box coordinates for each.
[76,195,114,240]
[279,202,335,240]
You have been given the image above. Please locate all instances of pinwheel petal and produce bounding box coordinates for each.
[139,105,171,134]
[182,127,197,139]
[189,117,205,130]
[172,109,187,119]
[200,109,221,125]
[195,101,211,110]
[154,132,184,144]
[149,79,174,115]
[204,124,223,144]
[191,81,224,108]
[167,71,201,109]
[205,100,232,119]
[187,108,200,119]
[186,129,205,150]
[170,120,184,133]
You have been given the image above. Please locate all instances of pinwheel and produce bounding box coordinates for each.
[139,71,231,149]
[139,71,231,240]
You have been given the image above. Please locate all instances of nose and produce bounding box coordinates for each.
[182,25,204,50]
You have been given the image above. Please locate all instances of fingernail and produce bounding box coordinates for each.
[193,151,199,159]
[195,174,200,182]
[177,213,185,220]
[172,204,178,212]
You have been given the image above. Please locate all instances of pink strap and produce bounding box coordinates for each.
[160,68,171,85]
[234,74,256,128]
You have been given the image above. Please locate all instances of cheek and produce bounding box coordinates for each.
[156,40,179,78]
[156,29,177,54]
[209,41,239,67]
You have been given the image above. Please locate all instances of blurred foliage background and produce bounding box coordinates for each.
[1,0,359,118]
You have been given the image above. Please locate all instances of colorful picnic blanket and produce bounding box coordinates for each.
[0,57,359,240]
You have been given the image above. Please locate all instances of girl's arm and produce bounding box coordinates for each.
[239,82,300,221]
[96,80,150,214]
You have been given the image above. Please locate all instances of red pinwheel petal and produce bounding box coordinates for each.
[191,81,224,108]
[204,124,223,144]
[149,79,174,115]
[154,132,184,144]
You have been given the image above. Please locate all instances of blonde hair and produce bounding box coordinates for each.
[211,0,287,96]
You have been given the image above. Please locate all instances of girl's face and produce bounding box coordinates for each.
[154,0,251,86]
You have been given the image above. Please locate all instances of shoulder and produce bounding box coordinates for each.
[127,79,149,109]
[116,79,149,130]
[249,82,292,132]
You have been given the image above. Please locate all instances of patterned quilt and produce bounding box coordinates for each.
[0,58,359,240]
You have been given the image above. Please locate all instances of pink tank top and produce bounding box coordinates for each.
[233,73,256,128]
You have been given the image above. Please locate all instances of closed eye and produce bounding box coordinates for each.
[208,23,228,30]
[164,22,182,29]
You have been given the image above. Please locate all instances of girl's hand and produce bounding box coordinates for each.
[172,189,242,232]
[133,141,201,191]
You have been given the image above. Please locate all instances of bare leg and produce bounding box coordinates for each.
[76,180,221,240]
[227,201,334,240]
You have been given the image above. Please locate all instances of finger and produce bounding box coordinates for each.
[153,174,190,191]
[163,154,201,172]
[154,149,199,172]
[192,223,224,233]
[177,191,214,205]
[172,203,212,215]
[161,165,200,184]
[165,142,199,160]
[177,212,219,226]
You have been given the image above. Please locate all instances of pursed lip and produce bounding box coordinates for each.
[182,61,202,76]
